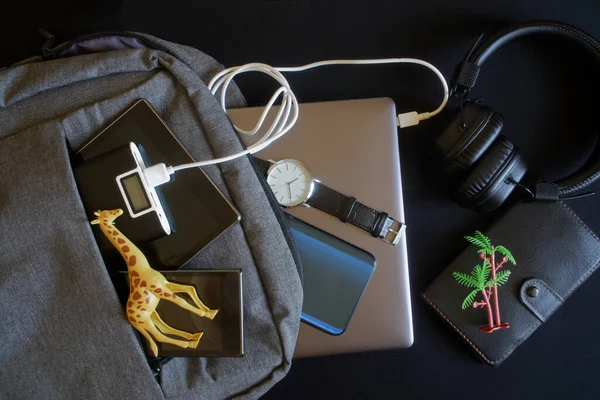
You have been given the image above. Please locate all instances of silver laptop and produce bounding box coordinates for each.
[228,97,413,357]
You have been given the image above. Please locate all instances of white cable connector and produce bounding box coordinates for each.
[143,163,171,187]
[164,58,449,175]
[397,111,420,128]
[397,110,436,128]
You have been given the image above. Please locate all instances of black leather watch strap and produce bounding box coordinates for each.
[308,181,404,245]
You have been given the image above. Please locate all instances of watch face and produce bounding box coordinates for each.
[266,159,313,207]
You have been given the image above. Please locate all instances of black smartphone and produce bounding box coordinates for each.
[286,214,376,335]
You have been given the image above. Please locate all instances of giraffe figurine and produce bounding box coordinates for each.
[91,209,218,356]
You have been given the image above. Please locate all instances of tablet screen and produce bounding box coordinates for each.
[79,100,240,268]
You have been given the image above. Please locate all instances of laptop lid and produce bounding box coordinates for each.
[228,97,413,357]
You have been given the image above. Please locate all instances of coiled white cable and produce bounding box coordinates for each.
[163,58,448,176]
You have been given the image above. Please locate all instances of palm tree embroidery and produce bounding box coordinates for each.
[453,231,516,333]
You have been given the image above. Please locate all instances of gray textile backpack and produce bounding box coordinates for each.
[0,32,303,399]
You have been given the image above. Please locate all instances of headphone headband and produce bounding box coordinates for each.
[450,20,600,198]
[452,21,600,96]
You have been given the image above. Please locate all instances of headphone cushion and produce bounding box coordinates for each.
[435,103,504,173]
[456,136,527,211]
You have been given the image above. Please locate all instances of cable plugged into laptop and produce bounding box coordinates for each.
[396,110,436,128]
[210,59,449,135]
[143,58,449,176]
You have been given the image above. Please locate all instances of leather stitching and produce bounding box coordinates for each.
[352,203,378,231]
[521,280,562,322]
[422,293,542,365]
[521,294,545,322]
[312,185,385,235]
[521,286,544,321]
[341,197,357,223]
[529,280,562,303]
[558,201,600,299]
[566,257,600,299]
[560,201,600,242]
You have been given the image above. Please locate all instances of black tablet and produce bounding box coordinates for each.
[78,100,240,269]
[117,270,244,358]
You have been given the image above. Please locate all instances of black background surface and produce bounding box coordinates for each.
[3,1,600,398]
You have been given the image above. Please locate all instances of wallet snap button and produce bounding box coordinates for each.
[527,286,539,298]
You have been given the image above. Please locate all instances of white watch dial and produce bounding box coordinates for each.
[266,159,313,207]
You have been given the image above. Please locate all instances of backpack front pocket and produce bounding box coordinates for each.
[0,120,164,399]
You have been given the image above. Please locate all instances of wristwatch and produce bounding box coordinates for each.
[253,157,405,245]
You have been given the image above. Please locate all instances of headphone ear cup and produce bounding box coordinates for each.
[455,136,527,212]
[435,103,504,173]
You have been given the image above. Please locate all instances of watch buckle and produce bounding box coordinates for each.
[381,217,405,246]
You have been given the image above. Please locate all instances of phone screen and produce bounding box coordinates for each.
[286,214,376,335]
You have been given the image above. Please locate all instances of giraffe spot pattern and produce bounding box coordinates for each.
[128,310,134,314]
[129,256,137,266]
[129,317,136,323]
[172,294,177,298]
[141,308,146,311]
[151,285,156,288]
[134,278,140,287]
[131,270,139,277]
[137,314,141,318]
[133,292,141,300]
[140,281,147,287]
[137,306,141,309]
[127,301,133,307]
[117,238,126,244]
[145,298,150,304]
[122,246,130,253]
[113,231,119,236]
[138,301,143,304]
[164,293,171,297]
[154,288,162,294]
[143,290,148,295]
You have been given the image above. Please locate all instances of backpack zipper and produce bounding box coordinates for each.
[115,273,171,376]
[132,329,172,376]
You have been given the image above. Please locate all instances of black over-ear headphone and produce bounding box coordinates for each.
[436,20,600,212]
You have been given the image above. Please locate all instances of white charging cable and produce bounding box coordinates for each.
[145,58,448,184]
